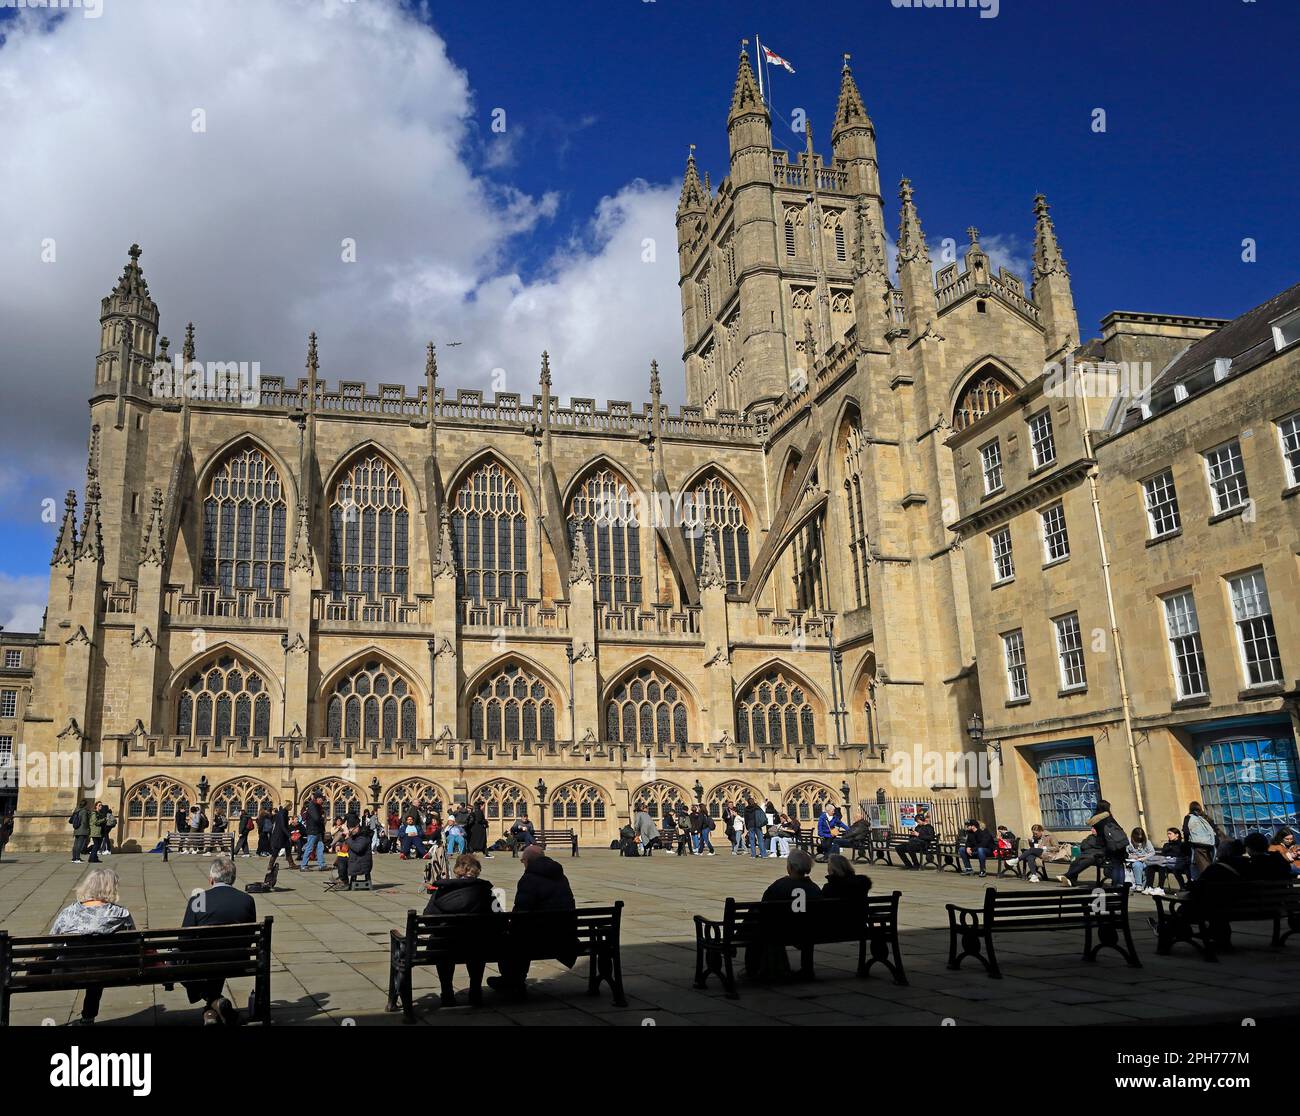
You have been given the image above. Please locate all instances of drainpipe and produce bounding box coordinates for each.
[1081,425,1146,831]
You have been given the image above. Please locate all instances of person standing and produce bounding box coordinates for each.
[720,800,740,855]
[633,803,659,855]
[86,802,106,863]
[268,802,296,868]
[300,793,327,871]
[697,806,716,855]
[469,800,491,859]
[69,799,91,863]
[743,797,766,859]
[1183,801,1220,881]
[180,854,257,1025]
[50,867,137,1025]
[233,809,252,857]
[256,806,273,856]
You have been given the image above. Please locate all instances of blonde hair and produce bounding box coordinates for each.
[453,853,482,879]
[76,867,121,906]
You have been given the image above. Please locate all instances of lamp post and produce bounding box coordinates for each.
[536,778,548,832]
[369,776,381,815]
[197,774,210,811]
[840,780,851,809]
[693,779,704,805]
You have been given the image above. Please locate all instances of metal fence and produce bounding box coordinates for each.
[865,794,988,840]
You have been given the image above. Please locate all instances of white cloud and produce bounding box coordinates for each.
[0,0,683,537]
[0,572,48,633]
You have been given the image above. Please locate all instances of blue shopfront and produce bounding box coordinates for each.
[1185,715,1300,838]
[1030,738,1101,832]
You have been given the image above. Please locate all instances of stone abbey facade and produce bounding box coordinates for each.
[11,46,1297,852]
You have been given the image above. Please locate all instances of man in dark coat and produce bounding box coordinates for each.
[958,820,997,877]
[180,854,258,1025]
[268,803,296,867]
[468,801,490,858]
[487,846,575,995]
[895,813,935,869]
[300,794,327,871]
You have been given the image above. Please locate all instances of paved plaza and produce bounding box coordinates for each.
[2,849,1298,1027]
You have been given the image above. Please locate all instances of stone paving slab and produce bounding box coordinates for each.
[3,849,1299,1026]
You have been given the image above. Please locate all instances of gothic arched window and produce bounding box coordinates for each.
[683,473,751,594]
[550,781,608,821]
[736,668,818,750]
[472,778,530,822]
[953,369,1016,431]
[468,662,557,746]
[605,666,689,745]
[301,779,362,821]
[176,653,272,743]
[785,781,837,822]
[211,778,274,819]
[325,659,418,746]
[451,460,527,604]
[385,779,448,821]
[328,452,409,601]
[840,421,870,609]
[633,781,689,821]
[201,446,287,598]
[568,467,642,606]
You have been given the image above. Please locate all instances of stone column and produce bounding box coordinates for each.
[431,510,458,740]
[698,531,734,743]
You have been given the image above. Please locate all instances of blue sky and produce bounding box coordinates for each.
[0,0,1296,626]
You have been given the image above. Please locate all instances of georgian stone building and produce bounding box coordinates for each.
[18,46,1292,852]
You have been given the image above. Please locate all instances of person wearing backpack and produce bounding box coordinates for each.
[69,800,91,863]
[1061,802,1126,887]
[1183,801,1220,881]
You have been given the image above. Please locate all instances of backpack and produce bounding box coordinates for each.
[1101,818,1127,854]
[1186,814,1216,846]
[67,809,82,827]
[619,825,636,841]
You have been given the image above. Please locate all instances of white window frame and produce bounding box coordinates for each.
[989,526,1015,585]
[1040,502,1070,563]
[1054,613,1087,691]
[1028,409,1057,469]
[1162,591,1208,699]
[1142,469,1182,538]
[0,690,15,719]
[2,649,19,669]
[1228,570,1283,686]
[980,439,1004,495]
[0,735,12,766]
[1271,307,1300,352]
[1204,440,1249,514]
[1003,630,1029,701]
[1278,413,1300,488]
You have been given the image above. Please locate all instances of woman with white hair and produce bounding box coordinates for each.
[50,867,137,1025]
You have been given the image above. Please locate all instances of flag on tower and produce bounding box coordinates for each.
[762,44,796,74]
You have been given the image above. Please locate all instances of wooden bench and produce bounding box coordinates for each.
[1154,879,1300,961]
[384,903,626,1019]
[947,885,1140,979]
[793,832,876,863]
[0,917,273,1025]
[693,892,907,999]
[510,828,578,857]
[162,832,236,861]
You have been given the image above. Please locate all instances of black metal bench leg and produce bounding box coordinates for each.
[722,950,739,999]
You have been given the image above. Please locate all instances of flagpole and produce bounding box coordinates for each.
[755,33,764,104]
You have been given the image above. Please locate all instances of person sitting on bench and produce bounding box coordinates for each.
[958,820,996,877]
[1017,824,1059,881]
[181,855,257,1026]
[895,814,935,870]
[827,810,871,859]
[1268,828,1300,876]
[1146,828,1189,894]
[50,867,137,1026]
[744,849,823,981]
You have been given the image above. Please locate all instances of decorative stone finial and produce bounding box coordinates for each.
[699,529,726,591]
[139,488,166,567]
[569,528,593,586]
[433,508,457,579]
[51,489,78,567]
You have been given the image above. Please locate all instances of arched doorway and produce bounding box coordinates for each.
[548,780,611,844]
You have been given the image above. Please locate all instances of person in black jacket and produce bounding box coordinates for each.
[958,820,996,877]
[468,801,491,859]
[1146,828,1189,893]
[895,815,935,870]
[300,794,327,871]
[180,854,258,1025]
[487,846,575,996]
[424,852,498,1004]
[345,817,373,886]
[268,803,296,868]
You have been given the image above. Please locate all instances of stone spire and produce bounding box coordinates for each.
[698,529,726,591]
[852,195,892,342]
[896,178,930,266]
[728,41,766,124]
[677,145,707,219]
[832,55,871,142]
[51,490,78,567]
[1032,194,1068,279]
[139,488,166,567]
[854,196,889,283]
[182,322,196,363]
[1031,193,1079,356]
[306,331,318,411]
[432,508,457,579]
[98,245,159,385]
[75,481,103,564]
[569,527,593,586]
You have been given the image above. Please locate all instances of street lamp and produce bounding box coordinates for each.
[966,710,1002,763]
[693,779,704,804]
[197,774,209,808]
[536,778,548,831]
[840,780,851,808]
[369,776,381,813]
